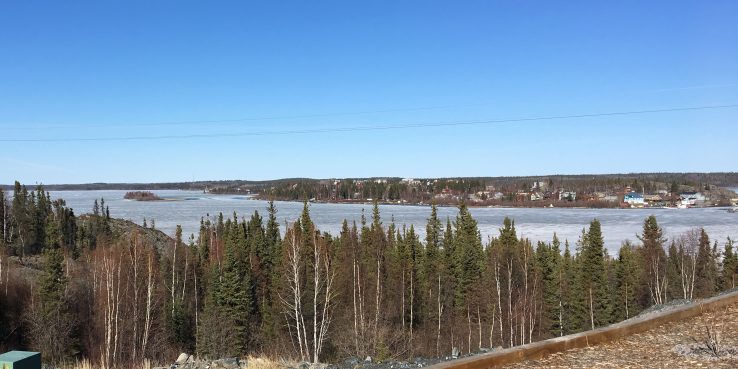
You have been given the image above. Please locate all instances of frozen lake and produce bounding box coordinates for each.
[44,189,738,254]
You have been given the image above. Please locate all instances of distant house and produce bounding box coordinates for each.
[530,192,543,201]
[644,194,664,206]
[644,194,663,202]
[559,191,577,201]
[467,193,482,202]
[624,192,645,206]
[603,195,619,202]
[680,192,707,206]
[680,192,706,202]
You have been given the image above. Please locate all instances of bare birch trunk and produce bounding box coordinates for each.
[313,232,320,364]
[171,237,177,317]
[353,259,359,354]
[437,274,442,357]
[409,269,414,344]
[477,307,482,350]
[589,287,594,331]
[142,252,153,357]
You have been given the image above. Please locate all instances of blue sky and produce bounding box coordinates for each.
[2,1,738,184]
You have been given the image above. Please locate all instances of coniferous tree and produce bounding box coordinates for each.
[694,229,717,298]
[721,237,737,290]
[638,216,667,305]
[28,217,74,363]
[423,204,445,355]
[614,241,641,320]
[215,216,253,354]
[258,201,282,345]
[578,219,611,329]
[11,181,31,259]
[560,240,580,335]
[453,203,484,304]
[197,265,240,358]
[537,235,562,337]
[451,202,484,329]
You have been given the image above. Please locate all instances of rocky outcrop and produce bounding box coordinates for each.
[154,353,245,369]
[77,215,174,254]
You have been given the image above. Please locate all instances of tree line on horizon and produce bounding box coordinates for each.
[235,175,737,207]
[0,181,737,368]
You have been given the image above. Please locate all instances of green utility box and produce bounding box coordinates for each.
[0,351,41,369]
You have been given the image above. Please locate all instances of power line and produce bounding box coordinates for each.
[7,101,499,129]
[2,103,737,143]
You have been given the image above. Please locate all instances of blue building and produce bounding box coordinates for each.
[624,192,645,206]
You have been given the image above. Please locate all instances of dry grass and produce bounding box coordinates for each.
[58,358,153,369]
[245,355,293,369]
[56,356,295,369]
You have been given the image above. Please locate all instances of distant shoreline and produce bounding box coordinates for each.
[253,197,735,211]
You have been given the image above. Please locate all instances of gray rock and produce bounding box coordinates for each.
[212,358,240,369]
[451,347,460,359]
[176,353,190,364]
[364,356,372,363]
[298,361,311,369]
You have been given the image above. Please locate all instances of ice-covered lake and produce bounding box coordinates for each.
[43,189,738,254]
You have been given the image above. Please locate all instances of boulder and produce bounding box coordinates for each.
[212,358,240,369]
[364,356,372,363]
[176,353,190,364]
[451,347,460,359]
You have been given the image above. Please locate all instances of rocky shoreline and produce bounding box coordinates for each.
[155,349,497,369]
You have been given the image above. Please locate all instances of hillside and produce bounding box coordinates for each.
[77,214,173,252]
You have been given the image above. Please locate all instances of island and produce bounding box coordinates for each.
[123,191,163,201]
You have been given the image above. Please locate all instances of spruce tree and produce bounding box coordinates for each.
[198,217,210,262]
[215,216,253,354]
[578,219,611,329]
[638,215,667,304]
[11,181,30,259]
[424,205,442,322]
[721,237,737,290]
[694,229,717,298]
[561,240,581,334]
[537,235,562,337]
[39,222,66,313]
[614,241,641,320]
[452,202,484,310]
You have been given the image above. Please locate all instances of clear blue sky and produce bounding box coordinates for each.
[2,1,738,184]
